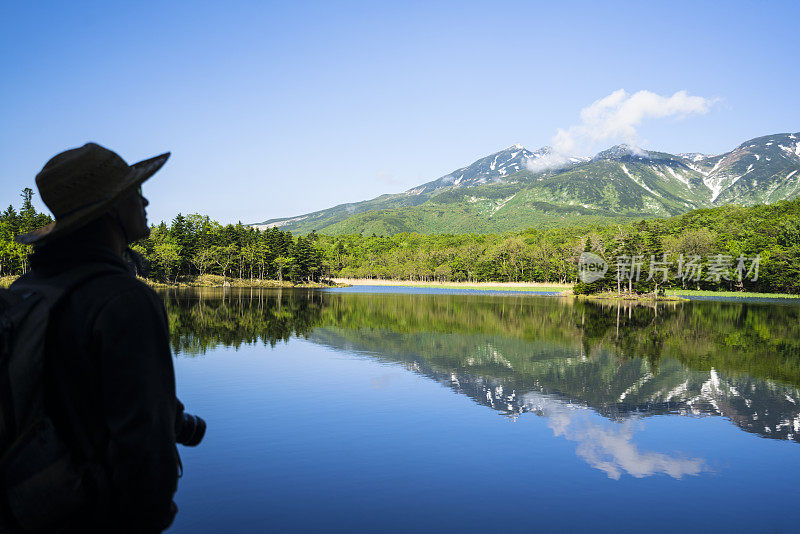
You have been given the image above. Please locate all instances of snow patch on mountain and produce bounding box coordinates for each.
[621,164,662,197]
[596,144,650,160]
[679,153,708,163]
[489,193,517,216]
[702,157,730,201]
[666,166,690,186]
[730,164,754,187]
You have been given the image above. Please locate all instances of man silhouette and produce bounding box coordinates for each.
[4,143,204,532]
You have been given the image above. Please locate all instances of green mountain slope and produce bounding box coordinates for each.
[253,132,800,235]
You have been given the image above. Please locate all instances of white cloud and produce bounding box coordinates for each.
[521,392,707,479]
[527,89,717,172]
[557,89,716,154]
[525,152,572,173]
[560,416,707,480]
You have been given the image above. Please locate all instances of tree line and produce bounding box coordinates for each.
[131,215,325,284]
[2,188,799,293]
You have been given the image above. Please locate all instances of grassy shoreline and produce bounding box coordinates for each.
[576,292,685,302]
[0,274,345,290]
[140,274,346,289]
[330,278,571,293]
[332,278,800,302]
[3,273,800,300]
[331,278,800,300]
[667,289,800,299]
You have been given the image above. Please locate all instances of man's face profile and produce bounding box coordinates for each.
[115,185,150,242]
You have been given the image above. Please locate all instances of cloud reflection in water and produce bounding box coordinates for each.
[522,393,707,480]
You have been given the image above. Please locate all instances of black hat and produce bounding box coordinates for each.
[15,142,169,244]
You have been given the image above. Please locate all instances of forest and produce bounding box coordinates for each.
[2,188,799,294]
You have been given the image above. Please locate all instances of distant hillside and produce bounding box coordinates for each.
[253,132,800,235]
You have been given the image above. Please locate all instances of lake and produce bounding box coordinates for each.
[164,287,800,533]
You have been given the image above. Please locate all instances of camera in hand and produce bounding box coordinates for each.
[176,413,206,446]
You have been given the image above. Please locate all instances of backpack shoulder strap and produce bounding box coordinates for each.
[2,264,123,436]
[10,262,123,305]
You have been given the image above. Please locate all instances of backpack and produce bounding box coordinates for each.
[0,264,115,531]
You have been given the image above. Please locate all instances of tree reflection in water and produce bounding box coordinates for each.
[160,288,800,477]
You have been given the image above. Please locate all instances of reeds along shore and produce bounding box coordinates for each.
[330,278,572,289]
[138,274,345,289]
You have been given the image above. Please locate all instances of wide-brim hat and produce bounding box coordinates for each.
[15,142,169,245]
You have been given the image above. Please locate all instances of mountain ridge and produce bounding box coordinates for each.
[253,132,800,235]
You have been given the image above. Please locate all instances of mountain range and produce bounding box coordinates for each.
[253,132,800,235]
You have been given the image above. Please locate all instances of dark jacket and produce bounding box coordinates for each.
[21,241,182,533]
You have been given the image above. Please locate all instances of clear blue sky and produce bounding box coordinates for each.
[2,0,798,225]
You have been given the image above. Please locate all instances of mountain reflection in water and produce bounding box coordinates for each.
[160,288,800,478]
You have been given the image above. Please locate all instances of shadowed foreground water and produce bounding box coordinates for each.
[164,287,800,533]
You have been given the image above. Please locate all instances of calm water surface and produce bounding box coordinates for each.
[163,287,800,533]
